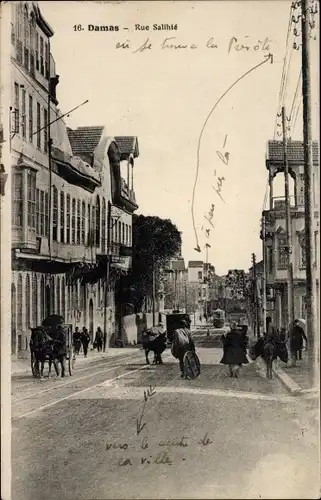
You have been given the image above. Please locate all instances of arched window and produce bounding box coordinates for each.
[17,274,23,333]
[122,223,125,245]
[61,277,66,319]
[118,221,122,243]
[32,274,38,326]
[56,276,61,315]
[72,198,76,244]
[72,282,78,310]
[87,203,91,245]
[66,194,71,244]
[102,198,106,252]
[52,186,58,241]
[26,274,31,328]
[91,205,96,245]
[81,201,86,244]
[66,282,70,318]
[125,224,128,246]
[60,191,65,242]
[40,275,45,322]
[95,197,100,247]
[77,200,81,244]
[97,279,101,307]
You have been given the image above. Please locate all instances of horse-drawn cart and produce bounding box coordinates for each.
[30,315,75,378]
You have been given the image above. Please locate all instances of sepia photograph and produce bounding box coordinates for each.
[0,0,320,499]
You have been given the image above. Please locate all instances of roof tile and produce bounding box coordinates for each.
[188,261,204,268]
[115,136,139,159]
[267,140,319,164]
[67,126,104,156]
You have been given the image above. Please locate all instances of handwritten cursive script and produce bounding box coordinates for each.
[136,385,156,435]
[116,36,272,55]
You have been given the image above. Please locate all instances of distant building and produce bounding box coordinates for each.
[163,257,186,311]
[186,260,210,315]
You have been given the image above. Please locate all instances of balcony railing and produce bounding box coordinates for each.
[121,178,136,205]
[272,196,296,210]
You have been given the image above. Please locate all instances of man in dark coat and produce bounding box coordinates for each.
[81,327,91,358]
[53,325,67,377]
[94,327,104,352]
[220,322,249,377]
[73,327,82,355]
[290,319,307,360]
[172,320,195,378]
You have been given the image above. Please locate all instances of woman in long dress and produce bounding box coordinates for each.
[220,322,249,378]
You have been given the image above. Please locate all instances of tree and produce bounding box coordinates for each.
[123,215,182,312]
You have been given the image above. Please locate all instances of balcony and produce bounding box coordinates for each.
[272,196,296,210]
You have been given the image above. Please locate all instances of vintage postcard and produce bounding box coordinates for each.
[0,0,320,499]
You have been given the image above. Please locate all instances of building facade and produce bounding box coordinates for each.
[186,260,211,316]
[261,140,319,330]
[10,2,139,357]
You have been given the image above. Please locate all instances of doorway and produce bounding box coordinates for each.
[45,285,51,318]
[89,298,94,342]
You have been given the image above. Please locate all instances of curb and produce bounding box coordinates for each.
[11,349,141,376]
[256,358,303,396]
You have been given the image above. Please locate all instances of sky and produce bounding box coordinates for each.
[39,0,319,275]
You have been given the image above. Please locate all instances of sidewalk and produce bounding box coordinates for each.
[280,354,311,390]
[11,346,141,376]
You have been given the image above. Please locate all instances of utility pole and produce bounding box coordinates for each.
[261,215,267,333]
[282,106,295,362]
[152,255,156,326]
[204,243,210,319]
[47,39,52,260]
[301,0,318,388]
[252,253,260,337]
[103,201,112,352]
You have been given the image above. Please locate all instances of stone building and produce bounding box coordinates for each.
[10,1,139,357]
[261,140,319,330]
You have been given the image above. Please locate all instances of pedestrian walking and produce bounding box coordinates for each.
[81,327,90,358]
[94,327,104,352]
[53,324,67,377]
[290,319,307,360]
[220,322,249,378]
[73,327,82,355]
[171,319,196,378]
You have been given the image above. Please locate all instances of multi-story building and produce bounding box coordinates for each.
[186,260,210,316]
[261,140,319,330]
[10,1,139,357]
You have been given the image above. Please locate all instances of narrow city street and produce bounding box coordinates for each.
[12,337,319,500]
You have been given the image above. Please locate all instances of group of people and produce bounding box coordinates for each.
[219,316,308,378]
[265,316,307,360]
[72,326,105,357]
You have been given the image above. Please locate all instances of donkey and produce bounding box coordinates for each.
[249,336,288,379]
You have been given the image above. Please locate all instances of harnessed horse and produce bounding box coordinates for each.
[30,328,59,378]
